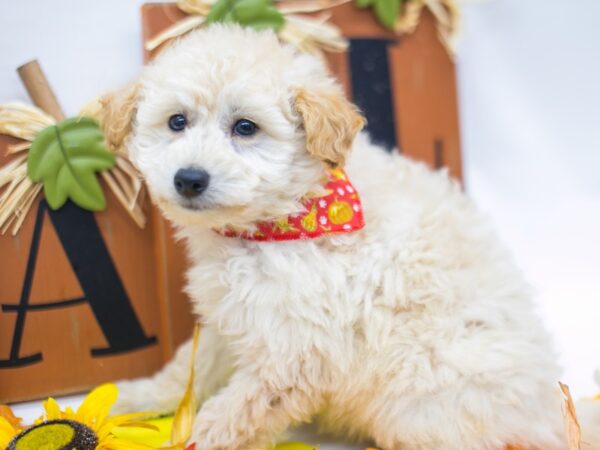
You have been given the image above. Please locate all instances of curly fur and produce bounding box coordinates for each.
[104,24,570,450]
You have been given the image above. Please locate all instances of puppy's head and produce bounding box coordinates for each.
[99,25,364,228]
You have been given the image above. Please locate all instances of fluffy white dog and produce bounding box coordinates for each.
[99,25,565,450]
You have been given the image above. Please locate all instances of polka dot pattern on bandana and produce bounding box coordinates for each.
[215,169,365,241]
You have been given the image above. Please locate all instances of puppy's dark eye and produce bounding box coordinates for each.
[168,114,187,132]
[233,119,257,137]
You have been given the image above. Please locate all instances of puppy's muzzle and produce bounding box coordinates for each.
[174,168,210,199]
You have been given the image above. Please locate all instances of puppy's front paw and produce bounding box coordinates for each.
[189,418,238,450]
[189,401,260,450]
[112,378,173,416]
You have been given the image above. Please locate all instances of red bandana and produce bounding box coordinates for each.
[215,168,365,241]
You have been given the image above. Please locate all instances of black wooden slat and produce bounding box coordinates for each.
[348,38,399,151]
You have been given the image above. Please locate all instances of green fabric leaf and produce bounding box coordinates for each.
[236,9,284,31]
[206,0,284,31]
[233,0,270,18]
[223,10,237,22]
[373,0,400,30]
[355,0,375,8]
[206,0,234,23]
[27,117,115,211]
[233,0,284,30]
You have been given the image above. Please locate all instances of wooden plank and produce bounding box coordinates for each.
[0,136,164,402]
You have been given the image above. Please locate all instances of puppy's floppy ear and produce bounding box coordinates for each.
[92,82,139,152]
[294,87,365,168]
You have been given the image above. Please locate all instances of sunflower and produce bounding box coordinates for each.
[0,405,25,449]
[1,383,174,450]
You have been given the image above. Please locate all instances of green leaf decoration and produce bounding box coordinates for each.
[206,0,234,22]
[355,0,375,8]
[206,0,284,31]
[27,117,115,211]
[373,0,401,30]
[275,443,318,450]
[233,0,285,30]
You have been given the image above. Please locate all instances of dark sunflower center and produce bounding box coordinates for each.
[7,419,98,450]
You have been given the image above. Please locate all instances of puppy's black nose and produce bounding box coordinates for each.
[174,168,210,198]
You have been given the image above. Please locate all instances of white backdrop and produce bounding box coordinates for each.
[1,0,598,410]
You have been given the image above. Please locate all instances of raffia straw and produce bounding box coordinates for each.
[0,158,42,235]
[114,163,143,210]
[0,103,55,141]
[146,15,206,51]
[112,157,146,227]
[422,0,459,54]
[280,13,348,53]
[0,100,147,233]
[393,0,459,55]
[0,161,28,210]
[100,154,147,229]
[101,170,146,229]
[146,0,348,54]
[11,183,42,235]
[0,154,27,189]
[0,169,28,233]
[177,0,214,15]
[559,382,582,450]
[151,0,458,56]
[395,0,425,34]
[1,212,15,234]
[0,103,49,234]
[116,156,144,201]
[110,164,136,201]
[158,0,213,55]
[6,141,31,154]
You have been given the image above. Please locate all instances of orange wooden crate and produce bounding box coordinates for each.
[0,138,167,402]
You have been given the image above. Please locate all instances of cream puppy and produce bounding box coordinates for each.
[100,25,564,450]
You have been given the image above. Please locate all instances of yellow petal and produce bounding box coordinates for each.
[117,422,160,431]
[76,383,118,431]
[0,416,18,448]
[0,405,22,429]
[43,397,63,420]
[97,412,157,441]
[63,406,76,420]
[171,324,201,445]
[97,433,159,450]
[111,412,159,423]
[112,417,173,447]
